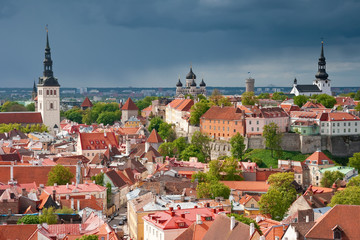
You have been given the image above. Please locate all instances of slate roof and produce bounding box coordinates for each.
[121,97,139,111]
[295,85,321,93]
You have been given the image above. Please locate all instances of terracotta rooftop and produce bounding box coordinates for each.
[221,181,270,193]
[201,106,243,120]
[302,101,325,109]
[305,205,360,239]
[105,170,128,189]
[168,99,194,112]
[0,112,43,124]
[121,97,139,111]
[305,150,333,165]
[43,182,106,195]
[0,224,37,240]
[81,97,93,108]
[146,129,163,143]
[78,132,119,151]
[319,112,360,121]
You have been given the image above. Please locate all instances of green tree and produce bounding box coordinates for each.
[47,165,74,186]
[242,92,257,105]
[348,175,360,187]
[349,152,360,172]
[222,157,242,181]
[56,206,74,214]
[39,207,58,224]
[257,93,270,99]
[76,236,99,240]
[181,144,205,162]
[172,137,188,157]
[148,116,163,132]
[189,99,211,126]
[227,213,262,234]
[207,160,222,180]
[354,90,360,100]
[196,181,230,199]
[1,101,27,112]
[158,142,175,157]
[65,108,84,123]
[106,183,112,205]
[26,103,36,111]
[230,133,246,160]
[293,95,308,108]
[82,108,98,125]
[272,92,287,101]
[355,103,360,111]
[320,171,345,188]
[209,89,232,106]
[315,94,337,108]
[191,131,211,162]
[17,215,39,224]
[263,123,283,157]
[197,94,207,101]
[259,172,296,221]
[158,122,176,142]
[329,186,360,206]
[135,96,157,111]
[91,172,104,186]
[96,111,119,125]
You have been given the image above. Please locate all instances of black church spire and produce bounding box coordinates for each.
[315,41,329,80]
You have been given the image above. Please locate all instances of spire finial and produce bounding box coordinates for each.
[45,25,50,50]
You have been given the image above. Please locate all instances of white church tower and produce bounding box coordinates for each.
[37,28,60,134]
[313,41,332,95]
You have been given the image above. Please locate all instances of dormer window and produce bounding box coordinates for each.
[312,160,317,164]
[322,160,328,165]
[90,141,94,144]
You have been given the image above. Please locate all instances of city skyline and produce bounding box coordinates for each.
[1,1,360,88]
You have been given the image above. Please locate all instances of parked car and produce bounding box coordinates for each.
[112,224,117,229]
[118,219,124,225]
[121,215,127,222]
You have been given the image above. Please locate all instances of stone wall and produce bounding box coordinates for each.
[210,141,231,159]
[326,135,360,157]
[247,136,265,149]
[280,133,300,152]
[300,135,322,154]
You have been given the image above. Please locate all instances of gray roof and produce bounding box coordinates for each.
[295,85,321,92]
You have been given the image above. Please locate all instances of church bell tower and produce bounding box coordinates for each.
[37,27,60,134]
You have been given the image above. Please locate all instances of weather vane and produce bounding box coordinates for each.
[45,24,48,32]
[320,37,324,44]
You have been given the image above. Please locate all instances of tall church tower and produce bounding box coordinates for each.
[313,41,332,95]
[37,28,60,134]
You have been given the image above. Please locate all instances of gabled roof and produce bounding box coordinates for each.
[81,97,93,108]
[121,98,139,111]
[305,205,360,239]
[146,129,163,143]
[302,101,325,109]
[105,170,128,189]
[78,132,118,151]
[319,112,360,122]
[305,150,333,165]
[201,106,243,121]
[167,99,194,112]
[0,112,43,124]
[43,182,106,195]
[0,225,37,240]
[175,220,213,240]
[295,85,321,93]
[221,181,270,193]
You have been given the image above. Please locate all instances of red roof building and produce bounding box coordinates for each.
[77,132,119,160]
[0,112,43,125]
[121,97,139,111]
[81,97,93,110]
[147,129,164,143]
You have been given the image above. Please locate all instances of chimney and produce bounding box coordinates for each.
[181,213,185,218]
[66,194,70,200]
[71,198,74,210]
[54,183,57,187]
[21,188,27,196]
[10,163,14,182]
[169,207,174,212]
[177,205,181,210]
[260,236,265,240]
[126,139,131,155]
[230,216,235,231]
[104,131,107,137]
[76,161,81,184]
[8,209,12,216]
[196,214,202,225]
[145,142,150,153]
[250,222,255,236]
[52,190,56,201]
[66,183,69,189]
[306,215,309,223]
[77,199,80,211]
[170,211,175,217]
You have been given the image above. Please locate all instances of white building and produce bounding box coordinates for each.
[165,98,194,135]
[319,112,360,136]
[290,42,332,96]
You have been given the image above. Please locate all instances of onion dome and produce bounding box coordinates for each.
[186,66,196,79]
[190,78,196,87]
[176,78,183,87]
[200,78,206,87]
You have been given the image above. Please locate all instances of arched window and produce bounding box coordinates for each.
[50,103,53,109]
[47,90,49,95]
[50,90,53,95]
[54,90,56,95]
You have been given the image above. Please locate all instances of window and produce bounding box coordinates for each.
[355,122,358,126]
[251,204,255,208]
[235,121,238,125]
[338,129,340,133]
[209,126,211,130]
[256,121,259,125]
[228,121,229,124]
[249,121,252,125]
[47,90,49,95]
[209,120,211,123]
[337,123,340,127]
[333,129,335,133]
[348,128,351,132]
[223,127,225,131]
[344,129,346,133]
[356,128,358,132]
[54,90,56,95]
[257,127,259,131]
[223,120,225,124]
[251,127,254,131]
[50,90,53,95]
[344,123,346,126]
[327,123,329,127]
[50,103,53,109]
[227,127,229,131]
[348,122,351,126]
[321,123,324,127]
[333,123,335,127]
[234,129,236,132]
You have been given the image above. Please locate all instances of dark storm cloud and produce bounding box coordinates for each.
[0,0,359,87]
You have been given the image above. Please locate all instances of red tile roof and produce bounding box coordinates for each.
[0,112,43,124]
[81,97,93,108]
[60,195,103,211]
[221,181,270,193]
[305,205,360,239]
[306,150,333,165]
[319,112,360,121]
[201,106,243,120]
[0,224,37,240]
[0,165,77,185]
[146,129,163,143]
[78,132,119,151]
[43,182,106,195]
[175,220,213,240]
[121,97,139,111]
[335,97,355,106]
[168,99,194,112]
[302,101,325,109]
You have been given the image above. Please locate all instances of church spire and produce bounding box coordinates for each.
[315,41,329,80]
[43,26,53,78]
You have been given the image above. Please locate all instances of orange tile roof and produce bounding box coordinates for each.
[168,99,194,112]
[81,97,93,107]
[201,106,243,120]
[221,181,270,193]
[302,101,325,109]
[319,112,360,121]
[43,182,106,195]
[146,129,163,143]
[0,165,77,185]
[305,205,360,239]
[306,151,333,165]
[0,225,37,240]
[79,132,119,151]
[121,97,139,110]
[60,195,103,211]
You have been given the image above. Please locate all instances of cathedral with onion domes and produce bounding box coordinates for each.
[175,66,206,98]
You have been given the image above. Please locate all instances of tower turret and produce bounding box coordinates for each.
[313,41,331,95]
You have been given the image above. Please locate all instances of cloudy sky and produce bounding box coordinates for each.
[0,0,360,88]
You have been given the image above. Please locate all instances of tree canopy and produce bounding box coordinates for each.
[314,94,337,108]
[1,101,27,112]
[320,171,345,188]
[17,215,39,224]
[47,165,74,186]
[349,152,360,172]
[76,236,99,240]
[259,172,296,221]
[189,99,211,126]
[227,213,262,234]
[148,116,163,132]
[271,92,287,101]
[230,133,246,160]
[263,123,283,158]
[191,131,211,162]
[241,92,257,105]
[293,95,308,108]
[329,186,360,207]
[0,123,47,133]
[135,96,157,111]
[39,207,58,224]
[348,175,360,187]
